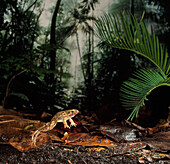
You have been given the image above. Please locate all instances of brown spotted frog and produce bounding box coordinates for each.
[32,109,79,145]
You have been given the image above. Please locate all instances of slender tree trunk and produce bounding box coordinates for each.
[86,31,93,110]
[91,13,94,81]
[49,0,62,105]
[50,0,62,80]
[87,31,91,87]
[75,31,86,83]
[74,47,78,86]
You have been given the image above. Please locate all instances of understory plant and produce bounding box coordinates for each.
[95,12,170,120]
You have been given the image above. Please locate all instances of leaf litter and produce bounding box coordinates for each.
[0,106,169,163]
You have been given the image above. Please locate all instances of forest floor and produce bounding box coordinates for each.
[0,143,139,164]
[0,140,169,164]
[0,106,169,163]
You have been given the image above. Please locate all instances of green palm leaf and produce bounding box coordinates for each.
[95,12,170,120]
[95,12,170,76]
[120,69,170,120]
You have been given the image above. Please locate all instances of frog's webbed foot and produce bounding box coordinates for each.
[64,123,70,129]
[32,122,51,146]
[63,118,77,129]
[70,122,77,127]
[69,118,77,127]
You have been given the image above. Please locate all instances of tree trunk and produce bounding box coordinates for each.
[86,31,93,110]
[75,31,86,83]
[49,0,62,105]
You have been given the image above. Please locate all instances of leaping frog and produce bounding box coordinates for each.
[32,109,79,145]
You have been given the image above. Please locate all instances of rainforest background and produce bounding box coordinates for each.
[0,0,169,124]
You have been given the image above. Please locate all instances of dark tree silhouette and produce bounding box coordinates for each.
[48,0,62,106]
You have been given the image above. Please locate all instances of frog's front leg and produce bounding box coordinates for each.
[63,118,70,129]
[69,118,77,127]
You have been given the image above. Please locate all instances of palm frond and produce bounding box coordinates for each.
[95,12,170,76]
[120,69,170,120]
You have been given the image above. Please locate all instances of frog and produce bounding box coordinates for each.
[32,109,79,145]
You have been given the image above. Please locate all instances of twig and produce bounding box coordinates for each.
[3,71,25,108]
[0,117,41,124]
[0,120,16,124]
[125,120,146,131]
[0,115,21,118]
[82,158,88,164]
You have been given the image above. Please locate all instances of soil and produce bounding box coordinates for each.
[0,143,169,164]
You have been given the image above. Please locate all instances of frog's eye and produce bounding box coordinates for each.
[68,111,74,115]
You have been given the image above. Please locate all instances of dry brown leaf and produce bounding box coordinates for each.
[138,156,145,163]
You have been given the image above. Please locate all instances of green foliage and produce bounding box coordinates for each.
[120,69,170,120]
[96,12,170,120]
[1,1,75,111]
[0,0,43,73]
[96,12,170,76]
[0,0,47,110]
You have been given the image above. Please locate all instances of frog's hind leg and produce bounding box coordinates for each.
[32,129,41,145]
[32,122,51,145]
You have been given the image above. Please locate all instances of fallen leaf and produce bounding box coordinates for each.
[138,156,145,163]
